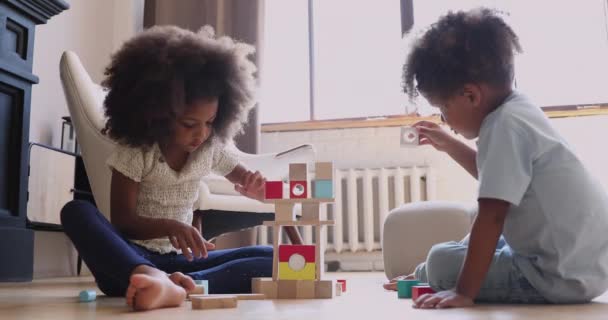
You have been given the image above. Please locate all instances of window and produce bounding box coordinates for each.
[261,0,608,124]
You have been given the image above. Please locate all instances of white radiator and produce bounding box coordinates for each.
[257,165,437,271]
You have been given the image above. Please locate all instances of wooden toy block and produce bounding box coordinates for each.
[191,293,266,301]
[275,202,295,221]
[252,277,278,299]
[313,180,333,198]
[191,295,237,310]
[314,279,335,299]
[397,279,419,299]
[411,285,435,300]
[296,280,316,299]
[301,202,320,221]
[335,282,342,296]
[337,279,346,292]
[400,126,419,147]
[279,244,315,262]
[290,181,308,199]
[279,262,315,280]
[277,280,299,299]
[289,163,308,181]
[78,290,96,302]
[315,162,333,180]
[279,244,316,280]
[187,283,207,297]
[265,181,283,199]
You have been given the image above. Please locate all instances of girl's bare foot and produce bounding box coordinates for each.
[168,272,196,293]
[125,266,186,311]
[383,273,416,291]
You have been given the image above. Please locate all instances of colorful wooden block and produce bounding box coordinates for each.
[78,290,96,302]
[290,181,308,199]
[315,162,333,180]
[337,279,346,292]
[301,202,320,221]
[279,245,316,280]
[313,180,333,198]
[397,279,419,299]
[279,245,315,262]
[411,285,435,300]
[265,181,283,199]
[289,163,308,181]
[191,295,237,309]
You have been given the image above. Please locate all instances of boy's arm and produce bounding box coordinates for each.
[444,139,478,179]
[414,198,509,309]
[455,198,509,298]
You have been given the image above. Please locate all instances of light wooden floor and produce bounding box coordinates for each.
[1,272,608,320]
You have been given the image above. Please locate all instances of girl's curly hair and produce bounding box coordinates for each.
[403,8,522,101]
[101,25,257,147]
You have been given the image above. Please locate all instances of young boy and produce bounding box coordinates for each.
[387,8,608,308]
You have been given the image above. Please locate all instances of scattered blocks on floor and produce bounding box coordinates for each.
[313,180,333,198]
[337,279,346,292]
[265,181,283,199]
[191,295,238,310]
[78,289,96,302]
[397,279,420,299]
[411,284,435,300]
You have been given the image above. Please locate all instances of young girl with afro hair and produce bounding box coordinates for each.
[61,25,300,311]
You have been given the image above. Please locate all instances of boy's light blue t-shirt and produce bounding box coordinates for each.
[476,91,608,303]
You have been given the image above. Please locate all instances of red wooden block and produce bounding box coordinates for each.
[265,181,283,199]
[411,285,435,300]
[337,279,346,292]
[289,181,307,199]
[278,245,315,263]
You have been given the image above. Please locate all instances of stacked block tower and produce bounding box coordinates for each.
[252,162,339,299]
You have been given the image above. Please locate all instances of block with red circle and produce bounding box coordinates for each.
[289,181,308,199]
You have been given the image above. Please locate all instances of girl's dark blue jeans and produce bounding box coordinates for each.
[60,200,272,297]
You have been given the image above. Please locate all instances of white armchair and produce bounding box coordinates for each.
[59,51,314,228]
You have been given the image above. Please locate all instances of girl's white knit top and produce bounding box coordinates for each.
[106,138,238,254]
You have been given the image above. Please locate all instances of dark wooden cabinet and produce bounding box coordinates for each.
[0,0,68,281]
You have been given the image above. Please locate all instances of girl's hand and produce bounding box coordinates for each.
[413,290,474,309]
[413,121,457,152]
[234,170,266,201]
[383,273,416,291]
[167,220,215,261]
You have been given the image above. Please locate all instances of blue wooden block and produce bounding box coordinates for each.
[314,180,333,198]
[397,280,419,299]
[194,279,209,294]
[79,289,96,302]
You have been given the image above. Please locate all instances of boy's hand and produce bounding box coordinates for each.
[413,121,456,152]
[234,170,266,201]
[383,273,416,291]
[413,290,474,309]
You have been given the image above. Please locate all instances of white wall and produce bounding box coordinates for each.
[261,115,608,204]
[29,0,143,278]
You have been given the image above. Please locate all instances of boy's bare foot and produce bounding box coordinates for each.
[168,272,196,293]
[383,273,416,291]
[125,266,186,311]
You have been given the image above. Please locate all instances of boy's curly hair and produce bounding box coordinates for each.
[403,8,522,101]
[101,25,257,147]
